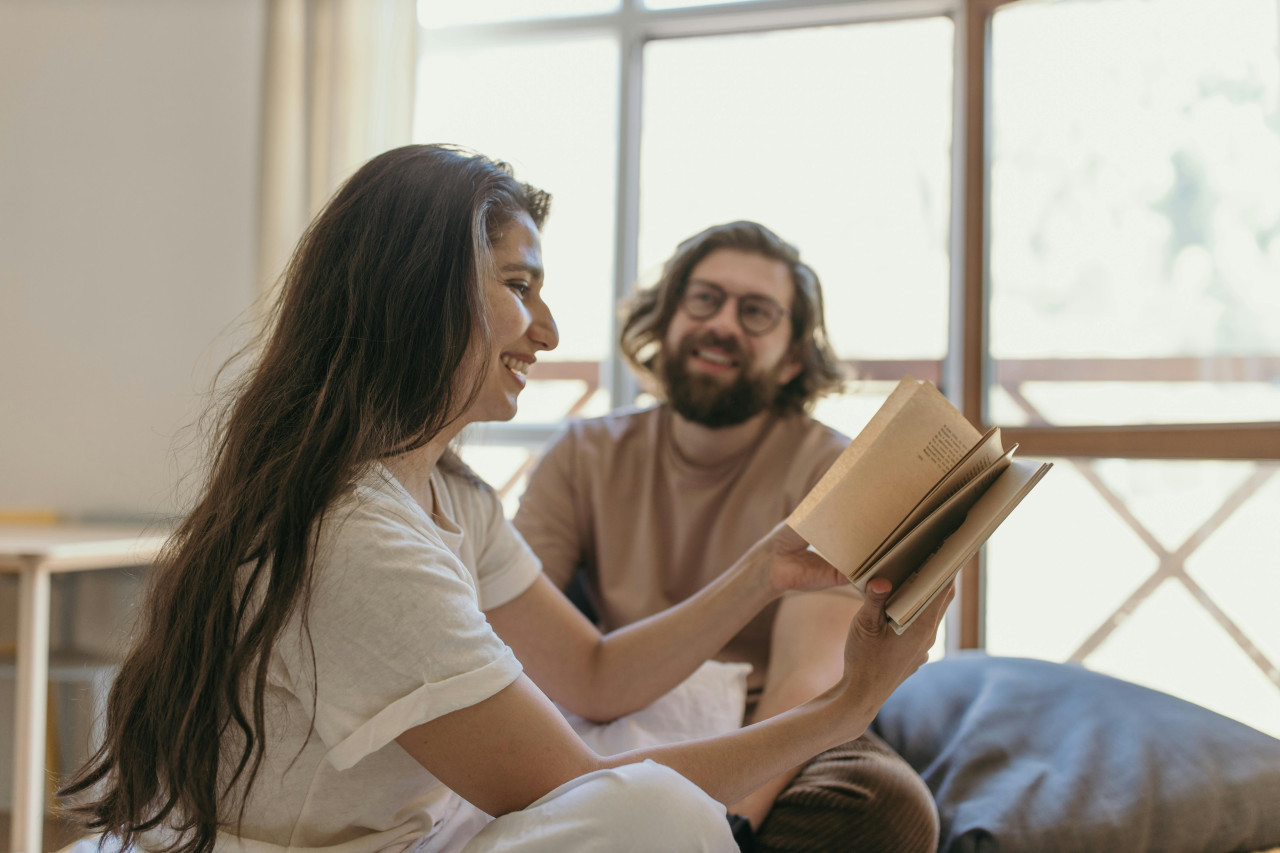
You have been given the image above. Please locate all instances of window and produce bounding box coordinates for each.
[415,0,1280,735]
[984,0,1280,737]
[415,23,622,498]
[414,0,958,507]
[988,0,1280,427]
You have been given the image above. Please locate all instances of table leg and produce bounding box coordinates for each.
[13,558,51,853]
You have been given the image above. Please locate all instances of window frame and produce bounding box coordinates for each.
[419,0,1280,651]
[960,0,1280,647]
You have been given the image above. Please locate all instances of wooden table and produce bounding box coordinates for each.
[1,525,167,853]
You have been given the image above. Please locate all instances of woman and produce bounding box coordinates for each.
[61,145,951,853]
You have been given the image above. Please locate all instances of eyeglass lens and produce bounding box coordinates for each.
[682,281,785,335]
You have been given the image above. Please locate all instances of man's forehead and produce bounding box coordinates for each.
[687,249,795,303]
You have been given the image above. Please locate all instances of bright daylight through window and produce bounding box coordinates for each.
[414,0,1280,737]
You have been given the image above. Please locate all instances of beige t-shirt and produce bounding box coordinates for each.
[514,406,849,692]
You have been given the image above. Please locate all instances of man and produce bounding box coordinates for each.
[513,221,938,852]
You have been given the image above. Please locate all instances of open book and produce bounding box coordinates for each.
[787,376,1052,634]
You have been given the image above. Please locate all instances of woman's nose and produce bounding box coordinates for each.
[529,300,559,352]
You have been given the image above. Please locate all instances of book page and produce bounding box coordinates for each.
[885,458,1053,633]
[789,376,921,518]
[788,377,982,580]
[856,446,1016,591]
[858,427,1006,577]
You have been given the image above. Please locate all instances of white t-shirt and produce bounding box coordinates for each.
[208,463,542,853]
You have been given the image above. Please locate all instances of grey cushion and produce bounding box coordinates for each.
[870,652,1280,853]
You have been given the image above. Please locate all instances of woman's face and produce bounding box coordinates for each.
[463,210,558,425]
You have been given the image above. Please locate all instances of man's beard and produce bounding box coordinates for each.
[662,332,782,429]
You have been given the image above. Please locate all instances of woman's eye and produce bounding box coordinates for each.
[507,281,530,298]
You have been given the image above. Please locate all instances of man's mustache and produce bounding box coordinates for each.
[680,331,747,363]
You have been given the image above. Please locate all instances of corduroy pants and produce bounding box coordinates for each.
[754,730,939,853]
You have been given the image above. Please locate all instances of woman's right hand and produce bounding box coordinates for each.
[834,576,953,722]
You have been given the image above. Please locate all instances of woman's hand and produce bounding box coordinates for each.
[760,522,850,594]
[835,576,953,719]
[752,521,951,719]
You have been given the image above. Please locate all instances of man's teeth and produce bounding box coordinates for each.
[501,355,529,376]
[695,348,734,366]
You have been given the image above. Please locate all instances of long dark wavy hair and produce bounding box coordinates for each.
[58,144,550,853]
[619,220,844,414]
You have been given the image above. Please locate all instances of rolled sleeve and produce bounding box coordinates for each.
[278,498,525,768]
[327,650,522,771]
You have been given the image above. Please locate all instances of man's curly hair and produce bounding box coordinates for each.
[619,220,845,414]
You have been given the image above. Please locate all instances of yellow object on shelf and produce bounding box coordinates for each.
[0,509,59,525]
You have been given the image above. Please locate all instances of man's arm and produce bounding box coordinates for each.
[731,588,863,828]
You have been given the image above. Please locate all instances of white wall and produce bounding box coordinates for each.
[0,0,266,521]
[0,0,267,813]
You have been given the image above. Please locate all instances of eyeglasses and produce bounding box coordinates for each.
[679,280,790,337]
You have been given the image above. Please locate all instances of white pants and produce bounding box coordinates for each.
[434,760,736,853]
[65,763,735,853]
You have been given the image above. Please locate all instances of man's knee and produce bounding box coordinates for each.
[755,736,939,853]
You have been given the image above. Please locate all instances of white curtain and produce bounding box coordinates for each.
[257,0,418,294]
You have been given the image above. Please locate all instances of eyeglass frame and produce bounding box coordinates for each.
[677,279,791,337]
